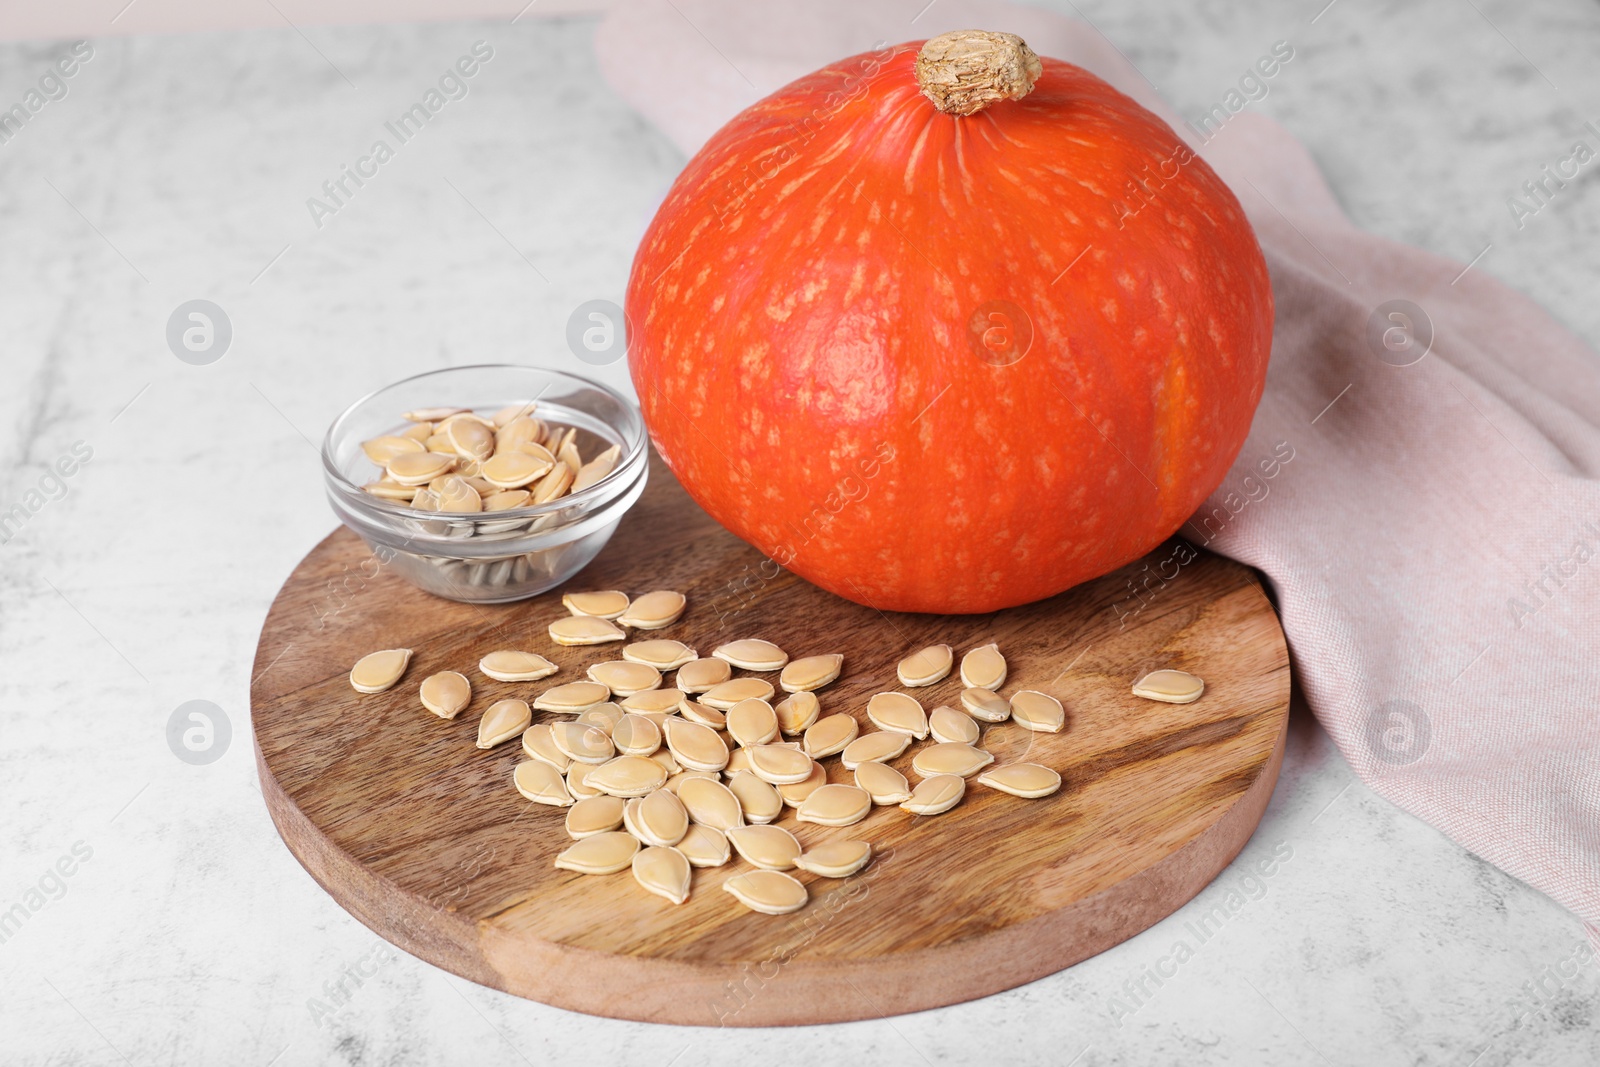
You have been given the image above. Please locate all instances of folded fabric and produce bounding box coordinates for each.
[595,0,1600,935]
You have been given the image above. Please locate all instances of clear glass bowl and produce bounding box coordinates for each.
[322,364,648,604]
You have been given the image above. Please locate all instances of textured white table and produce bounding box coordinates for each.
[2,1,1597,1063]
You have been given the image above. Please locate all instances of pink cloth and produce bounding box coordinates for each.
[595,0,1600,933]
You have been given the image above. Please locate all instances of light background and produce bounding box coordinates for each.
[0,1,1597,1064]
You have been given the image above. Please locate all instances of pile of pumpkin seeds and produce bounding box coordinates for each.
[359,402,622,514]
[348,595,1204,915]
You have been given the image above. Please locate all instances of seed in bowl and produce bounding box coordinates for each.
[349,649,412,693]
[1131,669,1205,704]
[794,840,872,878]
[386,451,456,486]
[723,870,807,915]
[491,401,538,428]
[1009,690,1065,732]
[779,653,844,693]
[362,435,424,465]
[480,450,552,490]
[479,650,559,682]
[549,615,626,646]
[403,406,467,422]
[675,657,731,694]
[960,643,1008,690]
[616,590,686,630]
[573,445,622,492]
[563,589,630,619]
[478,698,532,748]
[712,639,788,672]
[977,763,1062,798]
[897,644,953,687]
[418,671,471,718]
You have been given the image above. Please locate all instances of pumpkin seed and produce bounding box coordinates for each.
[587,660,662,697]
[803,713,859,759]
[433,474,483,512]
[676,776,743,831]
[1009,690,1066,732]
[492,413,541,453]
[565,794,625,838]
[675,657,731,693]
[575,702,625,734]
[866,692,929,738]
[725,772,783,824]
[363,479,418,501]
[648,748,681,776]
[901,774,965,815]
[1132,669,1205,704]
[632,788,689,847]
[796,783,872,827]
[724,746,755,776]
[665,769,720,795]
[611,714,662,756]
[621,797,648,840]
[676,824,731,867]
[554,831,638,875]
[419,671,471,718]
[361,434,425,465]
[897,644,953,687]
[617,590,686,630]
[726,824,802,870]
[631,846,691,904]
[699,677,775,710]
[854,760,912,805]
[929,705,981,745]
[677,699,727,729]
[777,653,844,693]
[521,723,572,771]
[549,615,626,646]
[533,681,610,713]
[534,462,576,503]
[387,450,456,486]
[491,402,537,428]
[712,639,788,671]
[777,760,828,807]
[723,870,807,915]
[622,639,697,671]
[793,840,872,878]
[350,648,412,693]
[663,716,730,772]
[552,721,616,764]
[565,762,601,800]
[959,687,1011,723]
[747,744,815,785]
[557,438,583,478]
[774,691,822,735]
[444,417,495,462]
[960,643,1008,690]
[513,760,573,806]
[400,420,435,442]
[479,650,559,682]
[403,406,466,423]
[620,688,687,714]
[572,444,622,492]
[480,449,553,489]
[562,589,630,619]
[912,742,994,779]
[482,488,531,512]
[840,731,912,770]
[977,763,1062,798]
[478,698,532,748]
[584,755,668,797]
[725,698,780,747]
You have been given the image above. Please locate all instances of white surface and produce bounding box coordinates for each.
[1,2,1597,1064]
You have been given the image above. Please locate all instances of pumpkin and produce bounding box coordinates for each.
[626,30,1273,614]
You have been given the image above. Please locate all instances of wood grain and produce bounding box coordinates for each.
[251,453,1290,1026]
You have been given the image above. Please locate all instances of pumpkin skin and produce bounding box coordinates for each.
[626,40,1272,614]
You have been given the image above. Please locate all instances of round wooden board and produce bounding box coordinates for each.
[252,454,1290,1027]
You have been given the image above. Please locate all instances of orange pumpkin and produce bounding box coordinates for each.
[626,31,1272,614]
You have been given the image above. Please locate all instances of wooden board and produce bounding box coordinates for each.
[251,454,1290,1027]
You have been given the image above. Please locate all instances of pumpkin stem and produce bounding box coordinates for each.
[914,30,1043,116]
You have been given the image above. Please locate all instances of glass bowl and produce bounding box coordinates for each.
[322,364,648,604]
